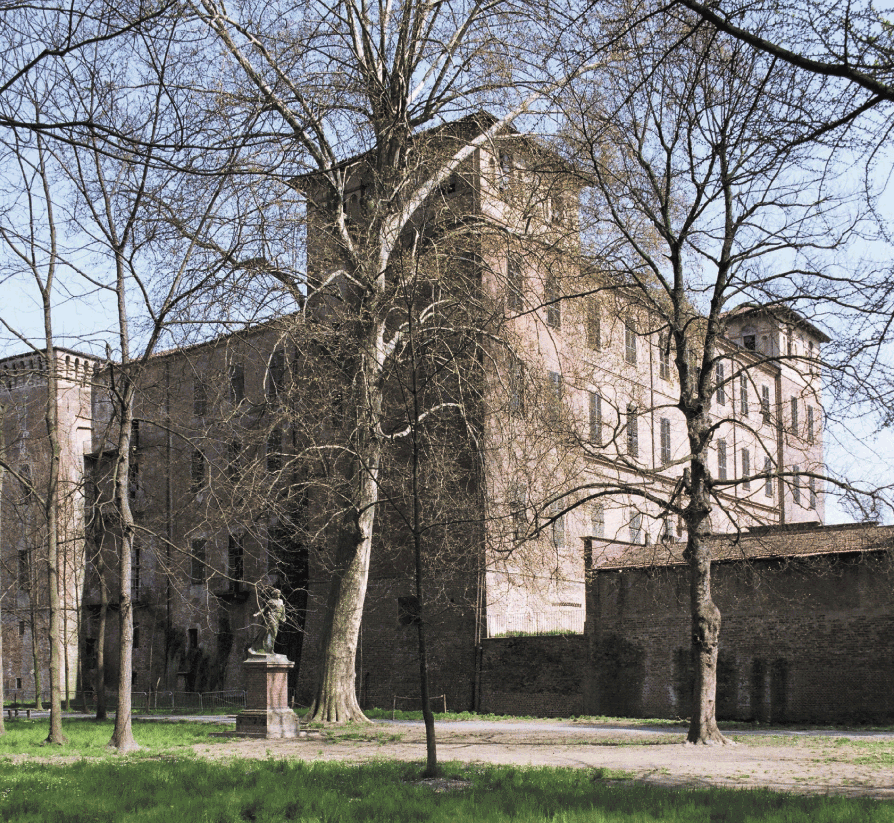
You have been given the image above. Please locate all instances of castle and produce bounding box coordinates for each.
[0,123,836,715]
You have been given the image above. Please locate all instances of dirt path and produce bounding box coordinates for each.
[190,720,894,799]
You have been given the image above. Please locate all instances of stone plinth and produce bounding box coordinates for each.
[235,654,299,738]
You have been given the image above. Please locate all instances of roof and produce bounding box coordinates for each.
[589,522,894,571]
[0,346,101,368]
[724,303,831,344]
[291,111,577,192]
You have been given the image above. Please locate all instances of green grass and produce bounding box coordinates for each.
[0,718,230,758]
[358,707,685,725]
[0,759,891,823]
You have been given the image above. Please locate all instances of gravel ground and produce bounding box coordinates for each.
[182,717,894,799]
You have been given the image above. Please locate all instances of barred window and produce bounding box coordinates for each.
[626,404,639,457]
[190,539,206,584]
[506,255,523,312]
[660,417,671,466]
[508,355,525,416]
[625,322,637,365]
[717,439,727,481]
[629,512,642,544]
[589,391,602,445]
[764,457,774,498]
[587,301,601,349]
[739,374,748,416]
[591,501,605,539]
[545,277,561,329]
[190,450,206,493]
[761,385,771,422]
[715,362,726,405]
[659,333,671,380]
[741,448,751,490]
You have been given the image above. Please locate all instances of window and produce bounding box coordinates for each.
[629,512,642,544]
[764,457,774,498]
[807,406,815,444]
[625,322,637,365]
[17,548,28,589]
[790,397,799,435]
[739,373,749,416]
[659,333,671,380]
[229,362,245,403]
[660,417,671,466]
[792,466,801,505]
[133,624,140,649]
[809,476,817,510]
[16,678,22,690]
[761,385,771,422]
[509,483,526,540]
[587,300,601,349]
[508,356,525,415]
[545,277,561,329]
[131,542,141,601]
[717,439,727,481]
[190,538,206,584]
[128,458,139,502]
[550,502,565,548]
[591,501,605,539]
[267,428,283,473]
[499,152,513,187]
[188,628,198,650]
[398,596,421,626]
[18,620,25,636]
[267,349,285,399]
[190,449,206,493]
[589,391,602,445]
[548,371,562,404]
[715,362,726,405]
[506,255,523,312]
[741,448,751,490]
[228,534,244,585]
[626,404,639,457]
[227,441,241,481]
[19,464,33,503]
[194,378,207,416]
[661,516,673,542]
[743,334,756,351]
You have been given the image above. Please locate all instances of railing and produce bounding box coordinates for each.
[487,609,584,638]
[74,690,246,713]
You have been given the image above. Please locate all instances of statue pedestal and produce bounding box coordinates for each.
[235,654,299,739]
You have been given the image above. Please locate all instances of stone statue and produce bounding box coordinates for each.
[248,589,285,656]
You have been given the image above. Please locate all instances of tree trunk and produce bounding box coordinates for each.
[30,602,42,709]
[307,476,377,723]
[96,551,108,720]
[107,385,139,752]
[0,406,5,735]
[684,457,731,746]
[43,346,67,745]
[307,332,386,724]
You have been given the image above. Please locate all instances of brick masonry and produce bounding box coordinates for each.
[588,552,894,723]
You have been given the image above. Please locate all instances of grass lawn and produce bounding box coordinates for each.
[0,759,892,823]
[0,718,228,757]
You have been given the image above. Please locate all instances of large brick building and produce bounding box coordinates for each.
[0,122,835,714]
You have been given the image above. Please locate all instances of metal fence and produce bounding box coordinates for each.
[487,609,584,638]
[73,689,247,713]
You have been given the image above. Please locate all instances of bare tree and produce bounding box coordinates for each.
[555,12,868,743]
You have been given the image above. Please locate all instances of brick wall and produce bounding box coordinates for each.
[295,575,481,713]
[478,635,587,717]
[589,552,894,723]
